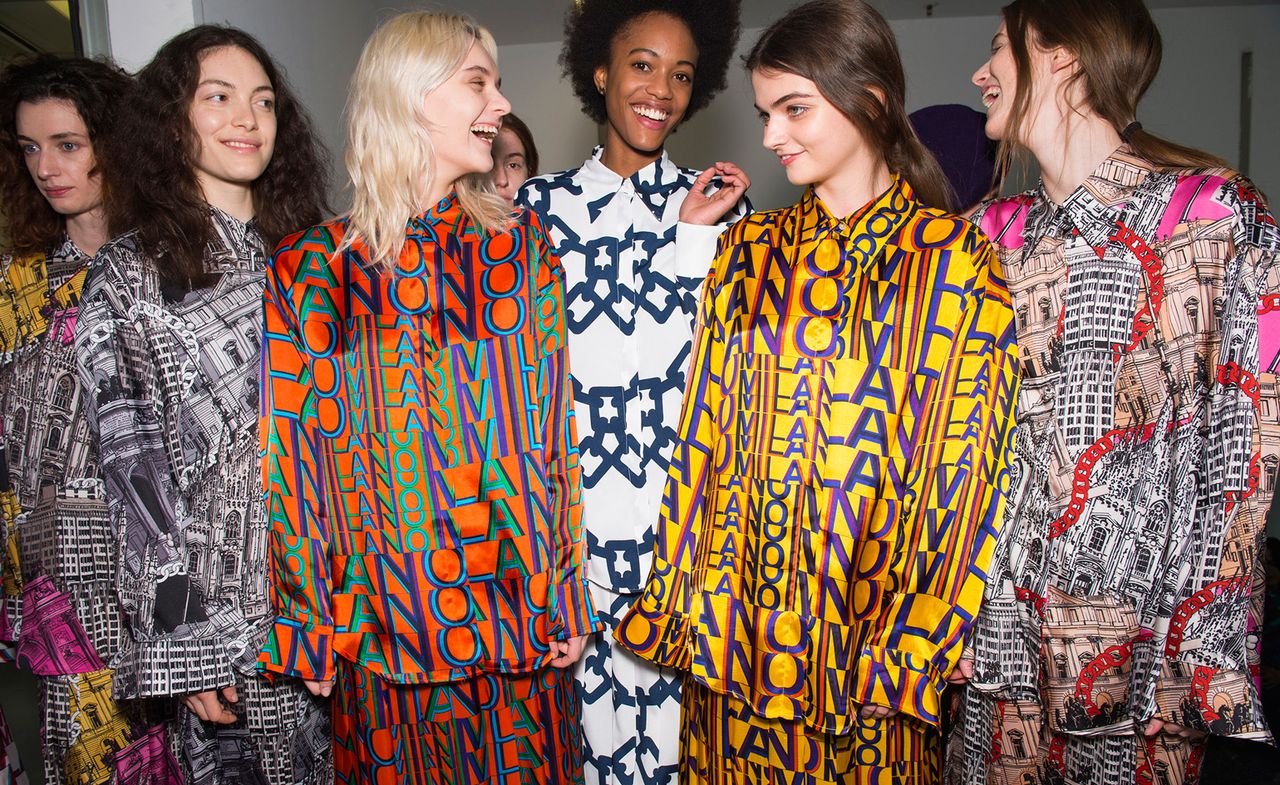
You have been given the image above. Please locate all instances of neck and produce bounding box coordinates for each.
[600,128,662,179]
[813,158,893,220]
[1027,109,1122,204]
[198,173,256,222]
[64,207,110,256]
[421,179,456,214]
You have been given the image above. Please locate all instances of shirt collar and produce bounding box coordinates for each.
[1029,143,1154,248]
[791,175,919,277]
[208,204,264,266]
[800,174,916,242]
[408,192,465,235]
[580,145,685,220]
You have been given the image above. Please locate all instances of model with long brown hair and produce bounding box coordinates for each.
[947,1,1277,783]
[615,1,1020,782]
[0,54,159,785]
[75,25,332,785]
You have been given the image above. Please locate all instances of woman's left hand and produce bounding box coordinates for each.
[859,704,899,720]
[549,634,590,668]
[678,162,751,226]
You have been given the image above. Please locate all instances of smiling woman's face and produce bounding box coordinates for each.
[189,45,277,195]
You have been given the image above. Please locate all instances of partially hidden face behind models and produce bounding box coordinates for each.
[190,45,277,219]
[594,11,695,175]
[491,126,529,207]
[422,41,510,199]
[751,67,890,221]
[16,98,103,226]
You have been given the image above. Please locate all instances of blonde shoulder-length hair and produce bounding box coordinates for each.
[341,11,511,268]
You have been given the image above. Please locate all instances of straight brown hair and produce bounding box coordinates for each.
[745,0,954,212]
[997,0,1226,190]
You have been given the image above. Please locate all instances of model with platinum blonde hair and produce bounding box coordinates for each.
[258,11,599,784]
[341,11,511,267]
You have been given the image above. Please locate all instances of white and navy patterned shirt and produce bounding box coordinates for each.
[518,147,747,594]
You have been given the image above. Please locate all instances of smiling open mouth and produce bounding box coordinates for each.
[470,123,498,142]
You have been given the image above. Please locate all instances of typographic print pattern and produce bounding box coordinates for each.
[681,678,939,785]
[617,178,1019,777]
[947,147,1279,785]
[0,240,152,785]
[77,209,330,785]
[256,196,599,707]
[519,146,748,785]
[332,662,583,785]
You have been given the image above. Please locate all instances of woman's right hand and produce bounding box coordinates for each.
[304,679,334,698]
[947,658,974,685]
[183,685,239,724]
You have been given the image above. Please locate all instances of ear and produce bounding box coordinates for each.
[593,64,607,96]
[1048,45,1078,76]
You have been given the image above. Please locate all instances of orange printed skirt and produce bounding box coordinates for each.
[333,662,583,785]
[681,678,940,785]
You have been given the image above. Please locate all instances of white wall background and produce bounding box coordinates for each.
[499,5,1280,211]
[93,2,1279,211]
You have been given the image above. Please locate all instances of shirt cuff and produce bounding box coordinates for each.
[671,222,729,278]
[549,578,603,640]
[256,617,335,683]
[111,636,239,699]
[854,645,945,728]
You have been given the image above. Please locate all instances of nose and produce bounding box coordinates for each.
[646,72,673,100]
[762,119,785,152]
[493,163,508,187]
[972,61,990,88]
[492,88,512,119]
[232,96,259,130]
[36,149,58,180]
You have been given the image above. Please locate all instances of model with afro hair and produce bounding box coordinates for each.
[517,3,752,784]
[561,0,741,128]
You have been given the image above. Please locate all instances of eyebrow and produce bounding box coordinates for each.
[464,65,492,77]
[628,48,696,69]
[753,91,815,113]
[198,78,274,93]
[16,131,86,142]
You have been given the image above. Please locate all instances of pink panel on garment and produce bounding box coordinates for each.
[15,574,104,675]
[112,726,183,785]
[1157,175,1232,240]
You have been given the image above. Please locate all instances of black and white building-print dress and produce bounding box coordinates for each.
[76,209,330,785]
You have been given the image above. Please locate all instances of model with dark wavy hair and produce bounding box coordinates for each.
[75,26,331,785]
[0,56,129,257]
[516,2,749,783]
[100,25,328,292]
[0,54,165,785]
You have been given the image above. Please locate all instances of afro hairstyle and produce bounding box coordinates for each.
[560,0,742,126]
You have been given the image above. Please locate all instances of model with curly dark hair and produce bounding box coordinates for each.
[75,26,332,785]
[0,54,163,785]
[0,55,130,256]
[100,25,328,291]
[516,2,750,783]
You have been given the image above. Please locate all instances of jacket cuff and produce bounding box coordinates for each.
[256,617,335,683]
[549,578,603,640]
[615,588,693,671]
[112,636,238,699]
[1150,666,1269,739]
[854,645,945,727]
